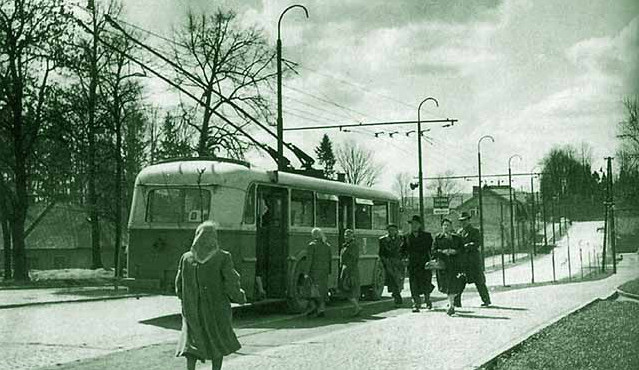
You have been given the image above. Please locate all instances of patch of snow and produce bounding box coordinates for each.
[31,268,114,281]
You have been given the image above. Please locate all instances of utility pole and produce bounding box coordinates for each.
[500,203,506,287]
[529,175,535,283]
[551,195,557,282]
[417,97,439,223]
[606,156,617,274]
[565,201,572,281]
[477,135,495,271]
[602,204,608,272]
[277,5,309,171]
[541,189,548,249]
[508,154,521,263]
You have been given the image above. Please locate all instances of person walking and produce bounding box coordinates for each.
[378,223,405,306]
[340,229,362,316]
[455,211,491,307]
[175,221,246,370]
[433,218,466,316]
[305,228,332,317]
[401,215,434,313]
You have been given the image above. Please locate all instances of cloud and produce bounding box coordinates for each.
[568,16,638,92]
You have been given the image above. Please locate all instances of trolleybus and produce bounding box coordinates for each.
[125,158,399,312]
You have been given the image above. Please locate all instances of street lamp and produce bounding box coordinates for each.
[508,154,522,263]
[477,135,494,271]
[277,5,309,171]
[417,97,439,222]
[529,166,539,283]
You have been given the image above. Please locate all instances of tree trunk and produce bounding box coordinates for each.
[2,218,12,280]
[197,91,213,156]
[114,89,122,277]
[88,7,103,269]
[12,153,29,281]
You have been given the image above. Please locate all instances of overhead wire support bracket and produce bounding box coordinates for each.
[283,119,458,131]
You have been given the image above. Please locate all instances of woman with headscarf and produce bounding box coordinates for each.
[340,229,362,316]
[304,227,332,317]
[175,221,246,370]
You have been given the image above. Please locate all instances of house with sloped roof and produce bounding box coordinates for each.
[455,185,530,255]
[0,203,117,273]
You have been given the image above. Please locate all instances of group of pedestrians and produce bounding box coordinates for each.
[171,212,492,369]
[304,227,362,317]
[379,212,491,316]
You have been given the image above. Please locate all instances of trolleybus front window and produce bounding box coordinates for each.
[146,188,211,222]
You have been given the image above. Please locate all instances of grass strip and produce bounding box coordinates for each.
[485,300,639,370]
[619,277,639,296]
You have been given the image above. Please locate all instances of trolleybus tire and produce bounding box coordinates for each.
[286,257,311,314]
[365,259,385,301]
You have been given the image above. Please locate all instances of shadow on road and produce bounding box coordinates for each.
[139,297,447,332]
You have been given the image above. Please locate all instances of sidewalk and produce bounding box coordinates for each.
[214,253,639,370]
[0,286,146,309]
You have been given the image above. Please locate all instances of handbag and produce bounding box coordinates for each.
[300,275,320,299]
[424,258,446,270]
[339,270,352,292]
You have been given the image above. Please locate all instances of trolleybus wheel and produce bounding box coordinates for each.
[286,258,310,314]
[365,259,385,301]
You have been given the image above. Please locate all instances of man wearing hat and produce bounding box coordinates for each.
[401,215,434,312]
[378,223,405,305]
[456,211,491,307]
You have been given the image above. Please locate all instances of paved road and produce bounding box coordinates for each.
[0,221,620,370]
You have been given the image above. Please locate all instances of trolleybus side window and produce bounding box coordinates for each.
[243,184,256,224]
[146,188,211,222]
[316,193,338,228]
[291,189,314,227]
[355,198,373,230]
[372,201,388,230]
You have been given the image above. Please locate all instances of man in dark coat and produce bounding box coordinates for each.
[401,215,434,312]
[378,224,405,306]
[455,211,491,307]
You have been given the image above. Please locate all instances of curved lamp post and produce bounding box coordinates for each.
[477,135,494,271]
[277,5,309,171]
[528,165,540,283]
[417,97,439,222]
[508,154,522,263]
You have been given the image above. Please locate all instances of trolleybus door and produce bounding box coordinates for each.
[337,196,354,276]
[256,186,289,298]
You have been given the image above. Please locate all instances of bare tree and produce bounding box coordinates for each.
[427,170,461,197]
[0,0,72,280]
[171,9,277,159]
[620,96,638,151]
[393,172,413,208]
[335,140,383,187]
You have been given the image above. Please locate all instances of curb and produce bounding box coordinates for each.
[472,289,618,369]
[0,293,151,310]
[616,288,639,301]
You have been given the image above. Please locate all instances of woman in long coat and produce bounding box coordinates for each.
[432,218,466,316]
[340,229,362,316]
[175,221,246,370]
[305,228,332,317]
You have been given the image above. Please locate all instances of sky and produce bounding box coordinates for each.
[120,0,639,194]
